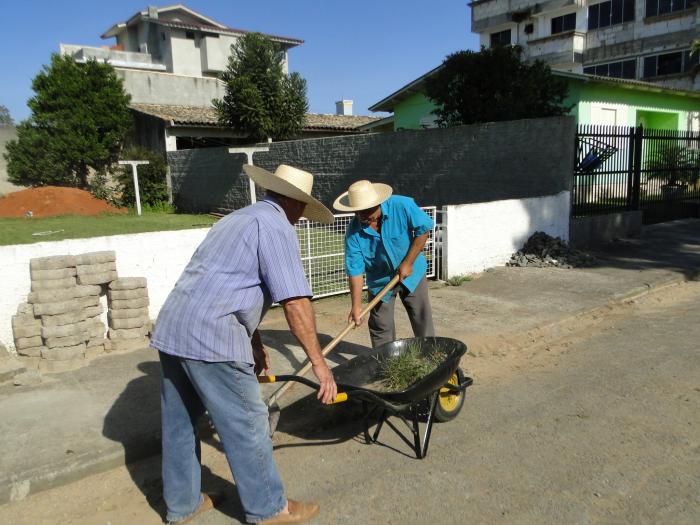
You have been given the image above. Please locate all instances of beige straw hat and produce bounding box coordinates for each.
[242,164,334,224]
[333,180,393,212]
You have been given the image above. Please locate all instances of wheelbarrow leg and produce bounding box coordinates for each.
[420,392,439,459]
[372,409,388,443]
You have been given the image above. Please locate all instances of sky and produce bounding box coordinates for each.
[0,1,479,122]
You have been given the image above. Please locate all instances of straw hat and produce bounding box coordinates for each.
[242,164,334,224]
[333,180,393,212]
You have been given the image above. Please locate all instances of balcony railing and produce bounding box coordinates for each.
[60,44,167,71]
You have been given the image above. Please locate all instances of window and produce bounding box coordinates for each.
[551,13,576,34]
[588,0,635,29]
[643,50,699,77]
[646,0,697,16]
[490,29,511,47]
[584,59,637,79]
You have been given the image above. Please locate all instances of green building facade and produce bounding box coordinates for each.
[370,70,700,132]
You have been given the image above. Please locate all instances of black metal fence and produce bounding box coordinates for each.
[573,125,700,224]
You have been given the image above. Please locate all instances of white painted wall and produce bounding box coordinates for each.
[444,192,571,277]
[0,229,210,349]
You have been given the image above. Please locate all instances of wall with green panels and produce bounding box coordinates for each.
[393,92,437,130]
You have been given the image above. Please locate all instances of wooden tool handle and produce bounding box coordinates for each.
[267,274,401,405]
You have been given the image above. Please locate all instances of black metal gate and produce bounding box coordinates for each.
[573,125,700,224]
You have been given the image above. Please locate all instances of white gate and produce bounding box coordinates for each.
[295,207,437,298]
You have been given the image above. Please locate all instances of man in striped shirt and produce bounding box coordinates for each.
[151,165,337,525]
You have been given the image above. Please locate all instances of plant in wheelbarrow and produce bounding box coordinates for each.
[645,145,700,198]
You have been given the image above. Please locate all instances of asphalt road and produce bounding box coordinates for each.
[2,281,699,525]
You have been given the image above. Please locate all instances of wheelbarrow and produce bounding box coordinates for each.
[259,336,473,459]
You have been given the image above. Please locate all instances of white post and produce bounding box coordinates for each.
[118,160,150,216]
[228,145,270,205]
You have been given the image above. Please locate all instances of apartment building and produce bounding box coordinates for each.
[470,0,700,91]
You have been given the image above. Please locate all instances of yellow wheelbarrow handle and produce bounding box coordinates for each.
[257,374,349,404]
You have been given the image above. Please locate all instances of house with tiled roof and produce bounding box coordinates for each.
[60,4,378,152]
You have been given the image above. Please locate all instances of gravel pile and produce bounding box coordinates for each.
[507,232,596,268]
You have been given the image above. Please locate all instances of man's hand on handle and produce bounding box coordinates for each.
[312,360,337,404]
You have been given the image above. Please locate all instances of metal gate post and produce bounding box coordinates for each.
[631,125,643,211]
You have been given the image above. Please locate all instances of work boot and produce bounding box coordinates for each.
[167,492,224,524]
[259,499,320,524]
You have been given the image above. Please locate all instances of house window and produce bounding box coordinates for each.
[551,13,576,34]
[584,59,637,79]
[490,29,512,47]
[185,31,196,40]
[646,0,697,17]
[643,50,699,77]
[588,0,635,29]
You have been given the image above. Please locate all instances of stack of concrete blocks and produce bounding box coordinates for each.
[107,277,152,353]
[11,251,117,373]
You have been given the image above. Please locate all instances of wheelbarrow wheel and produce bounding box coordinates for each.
[434,367,466,422]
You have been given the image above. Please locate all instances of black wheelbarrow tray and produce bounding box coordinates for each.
[259,336,473,459]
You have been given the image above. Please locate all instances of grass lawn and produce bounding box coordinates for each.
[0,211,216,246]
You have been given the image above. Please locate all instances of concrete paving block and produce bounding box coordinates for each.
[76,261,117,276]
[109,336,150,353]
[74,251,116,266]
[12,323,42,339]
[108,314,150,330]
[108,307,150,320]
[81,320,105,340]
[41,322,84,339]
[39,358,87,374]
[84,345,105,359]
[30,277,77,292]
[107,287,148,300]
[15,336,43,350]
[33,298,82,316]
[30,267,77,281]
[28,284,100,304]
[45,333,89,349]
[108,325,150,340]
[41,343,86,361]
[18,355,40,369]
[109,277,147,291]
[16,345,45,358]
[29,255,77,271]
[40,308,88,327]
[84,304,104,318]
[109,297,149,310]
[87,337,109,348]
[12,314,39,328]
[77,270,118,285]
[16,302,34,315]
[77,296,100,309]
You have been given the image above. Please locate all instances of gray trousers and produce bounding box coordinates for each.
[368,276,434,349]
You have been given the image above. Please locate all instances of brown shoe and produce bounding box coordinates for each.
[169,493,224,524]
[259,499,320,524]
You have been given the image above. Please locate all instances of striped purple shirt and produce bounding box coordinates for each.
[150,198,312,363]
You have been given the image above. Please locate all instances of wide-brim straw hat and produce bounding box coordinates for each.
[243,164,334,224]
[333,180,393,212]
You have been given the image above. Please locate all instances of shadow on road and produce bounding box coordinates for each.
[102,361,246,522]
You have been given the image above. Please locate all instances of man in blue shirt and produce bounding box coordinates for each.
[151,164,337,525]
[333,180,435,349]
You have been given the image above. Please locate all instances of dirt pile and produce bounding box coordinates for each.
[0,187,126,218]
[507,231,597,268]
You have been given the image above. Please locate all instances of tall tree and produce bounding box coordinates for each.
[425,45,570,127]
[0,105,13,127]
[4,54,132,188]
[214,33,308,141]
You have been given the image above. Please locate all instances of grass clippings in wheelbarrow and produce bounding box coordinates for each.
[378,342,447,391]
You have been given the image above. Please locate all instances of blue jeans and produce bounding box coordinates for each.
[159,351,286,523]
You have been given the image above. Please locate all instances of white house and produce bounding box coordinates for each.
[470,0,700,91]
[60,4,378,152]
